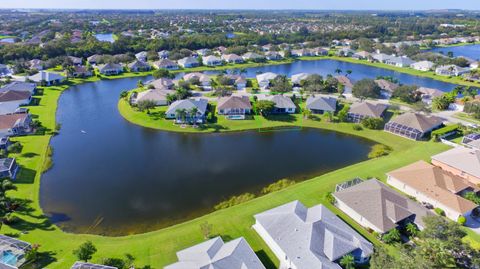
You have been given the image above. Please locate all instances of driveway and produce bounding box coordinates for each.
[465,215,480,234]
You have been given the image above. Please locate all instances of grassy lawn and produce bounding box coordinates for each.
[2,60,479,268]
[454,112,480,125]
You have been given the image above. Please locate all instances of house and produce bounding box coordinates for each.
[291,73,311,86]
[0,113,32,136]
[384,112,443,140]
[335,75,354,92]
[253,201,373,269]
[196,48,211,56]
[256,72,279,89]
[28,71,65,86]
[291,48,314,57]
[431,147,480,185]
[265,51,282,61]
[0,136,10,150]
[28,59,44,70]
[0,158,19,179]
[135,51,148,62]
[371,53,394,63]
[87,54,102,65]
[260,95,296,114]
[71,262,118,269]
[221,54,244,64]
[165,98,208,124]
[69,65,92,78]
[0,234,31,269]
[183,73,211,88]
[242,52,265,62]
[336,48,355,57]
[0,64,12,77]
[375,79,399,97]
[98,63,123,75]
[333,179,434,233]
[177,57,200,68]
[149,78,174,89]
[435,65,470,76]
[0,82,36,94]
[224,74,247,90]
[153,59,179,70]
[158,50,170,59]
[132,88,174,106]
[165,236,265,269]
[411,61,435,72]
[416,87,444,105]
[0,90,32,115]
[352,51,371,60]
[305,95,337,114]
[387,160,480,221]
[217,96,252,119]
[202,55,223,66]
[312,47,329,56]
[385,56,415,68]
[462,133,480,150]
[348,102,388,123]
[128,60,151,72]
[68,56,83,66]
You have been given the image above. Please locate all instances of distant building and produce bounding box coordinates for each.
[411,61,435,71]
[28,71,65,86]
[98,63,123,75]
[153,59,179,70]
[177,57,200,68]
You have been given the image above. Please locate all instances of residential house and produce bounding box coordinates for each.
[0,113,32,136]
[217,96,252,118]
[0,158,19,179]
[348,102,388,123]
[71,262,118,269]
[462,133,480,150]
[352,51,371,60]
[158,50,170,59]
[202,55,223,66]
[98,63,123,75]
[0,136,10,150]
[177,57,200,68]
[196,48,211,56]
[291,48,314,57]
[183,73,211,88]
[132,88,174,106]
[68,56,83,66]
[416,87,444,105]
[435,65,470,76]
[153,59,179,70]
[312,47,329,56]
[431,147,480,185]
[242,52,265,62]
[384,112,443,140]
[265,51,282,61]
[165,98,208,124]
[0,82,36,94]
[291,73,311,86]
[371,53,394,63]
[0,90,32,115]
[375,79,399,98]
[256,72,279,89]
[221,54,244,64]
[333,179,434,233]
[69,65,92,78]
[28,71,65,86]
[305,95,337,114]
[335,75,354,93]
[0,234,31,269]
[28,59,44,70]
[260,95,296,114]
[164,237,265,269]
[411,61,435,72]
[224,74,247,90]
[128,60,151,72]
[149,78,174,89]
[385,56,415,68]
[387,160,480,221]
[87,54,102,65]
[253,201,373,269]
[336,48,355,57]
[135,51,148,62]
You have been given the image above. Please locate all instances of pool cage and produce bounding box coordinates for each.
[0,234,31,268]
[462,133,480,145]
[335,177,364,192]
[71,262,118,269]
[384,122,423,140]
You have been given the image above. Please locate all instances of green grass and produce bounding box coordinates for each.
[453,112,480,125]
[2,60,478,268]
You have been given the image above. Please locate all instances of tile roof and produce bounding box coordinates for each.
[432,147,480,179]
[388,112,444,133]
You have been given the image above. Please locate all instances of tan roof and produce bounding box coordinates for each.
[149,78,174,89]
[136,89,174,103]
[389,112,443,132]
[349,102,387,118]
[432,147,480,179]
[387,160,478,214]
[333,179,433,233]
[0,114,29,129]
[335,75,354,88]
[374,79,398,92]
[217,96,252,110]
[416,87,444,98]
[0,90,31,102]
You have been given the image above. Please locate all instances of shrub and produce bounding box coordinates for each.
[434,207,445,216]
[361,117,384,130]
[431,124,460,141]
[7,142,22,153]
[325,192,335,204]
[368,144,392,159]
[458,215,466,226]
[337,105,350,122]
[214,193,256,210]
[382,228,401,244]
[261,179,296,194]
[352,124,363,131]
[463,191,480,205]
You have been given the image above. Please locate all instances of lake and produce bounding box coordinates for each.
[427,44,480,60]
[95,33,115,43]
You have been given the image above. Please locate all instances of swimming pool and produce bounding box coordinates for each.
[0,250,18,266]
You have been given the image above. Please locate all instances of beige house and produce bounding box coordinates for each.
[431,147,480,185]
[387,160,479,221]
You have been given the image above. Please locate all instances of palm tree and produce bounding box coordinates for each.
[335,68,342,75]
[189,107,199,125]
[405,222,419,237]
[346,70,352,77]
[176,109,187,124]
[137,80,144,88]
[339,254,355,269]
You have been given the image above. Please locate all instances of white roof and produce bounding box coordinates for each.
[256,72,278,83]
[28,71,65,82]
[432,147,480,179]
[291,73,311,84]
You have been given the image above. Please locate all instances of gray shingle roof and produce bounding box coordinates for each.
[388,112,443,133]
[217,96,252,110]
[348,102,387,118]
[306,96,337,112]
[254,201,373,269]
[28,71,65,82]
[166,98,208,115]
[0,82,36,93]
[262,95,296,109]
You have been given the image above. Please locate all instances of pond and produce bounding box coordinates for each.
[40,76,375,235]
[95,33,115,43]
[427,44,480,60]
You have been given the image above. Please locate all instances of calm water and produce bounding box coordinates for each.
[95,33,115,43]
[428,44,480,60]
[0,38,14,43]
[41,59,464,235]
[201,59,460,92]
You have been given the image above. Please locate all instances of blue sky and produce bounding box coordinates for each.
[2,0,480,10]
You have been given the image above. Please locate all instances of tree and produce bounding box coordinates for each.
[346,70,352,77]
[370,247,396,269]
[137,100,156,114]
[176,108,187,123]
[405,222,419,237]
[152,68,174,79]
[339,254,355,269]
[269,75,291,93]
[119,91,128,99]
[73,241,97,262]
[200,221,213,239]
[391,85,420,104]
[352,79,381,99]
[255,100,275,116]
[337,105,350,122]
[189,107,199,125]
[300,74,324,93]
[432,94,455,111]
[361,117,384,130]
[381,228,401,244]
[335,68,342,75]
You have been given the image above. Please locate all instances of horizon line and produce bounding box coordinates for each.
[1,8,479,12]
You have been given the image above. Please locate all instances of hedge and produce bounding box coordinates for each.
[431,124,460,140]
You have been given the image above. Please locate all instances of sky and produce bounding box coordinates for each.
[1,0,480,10]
